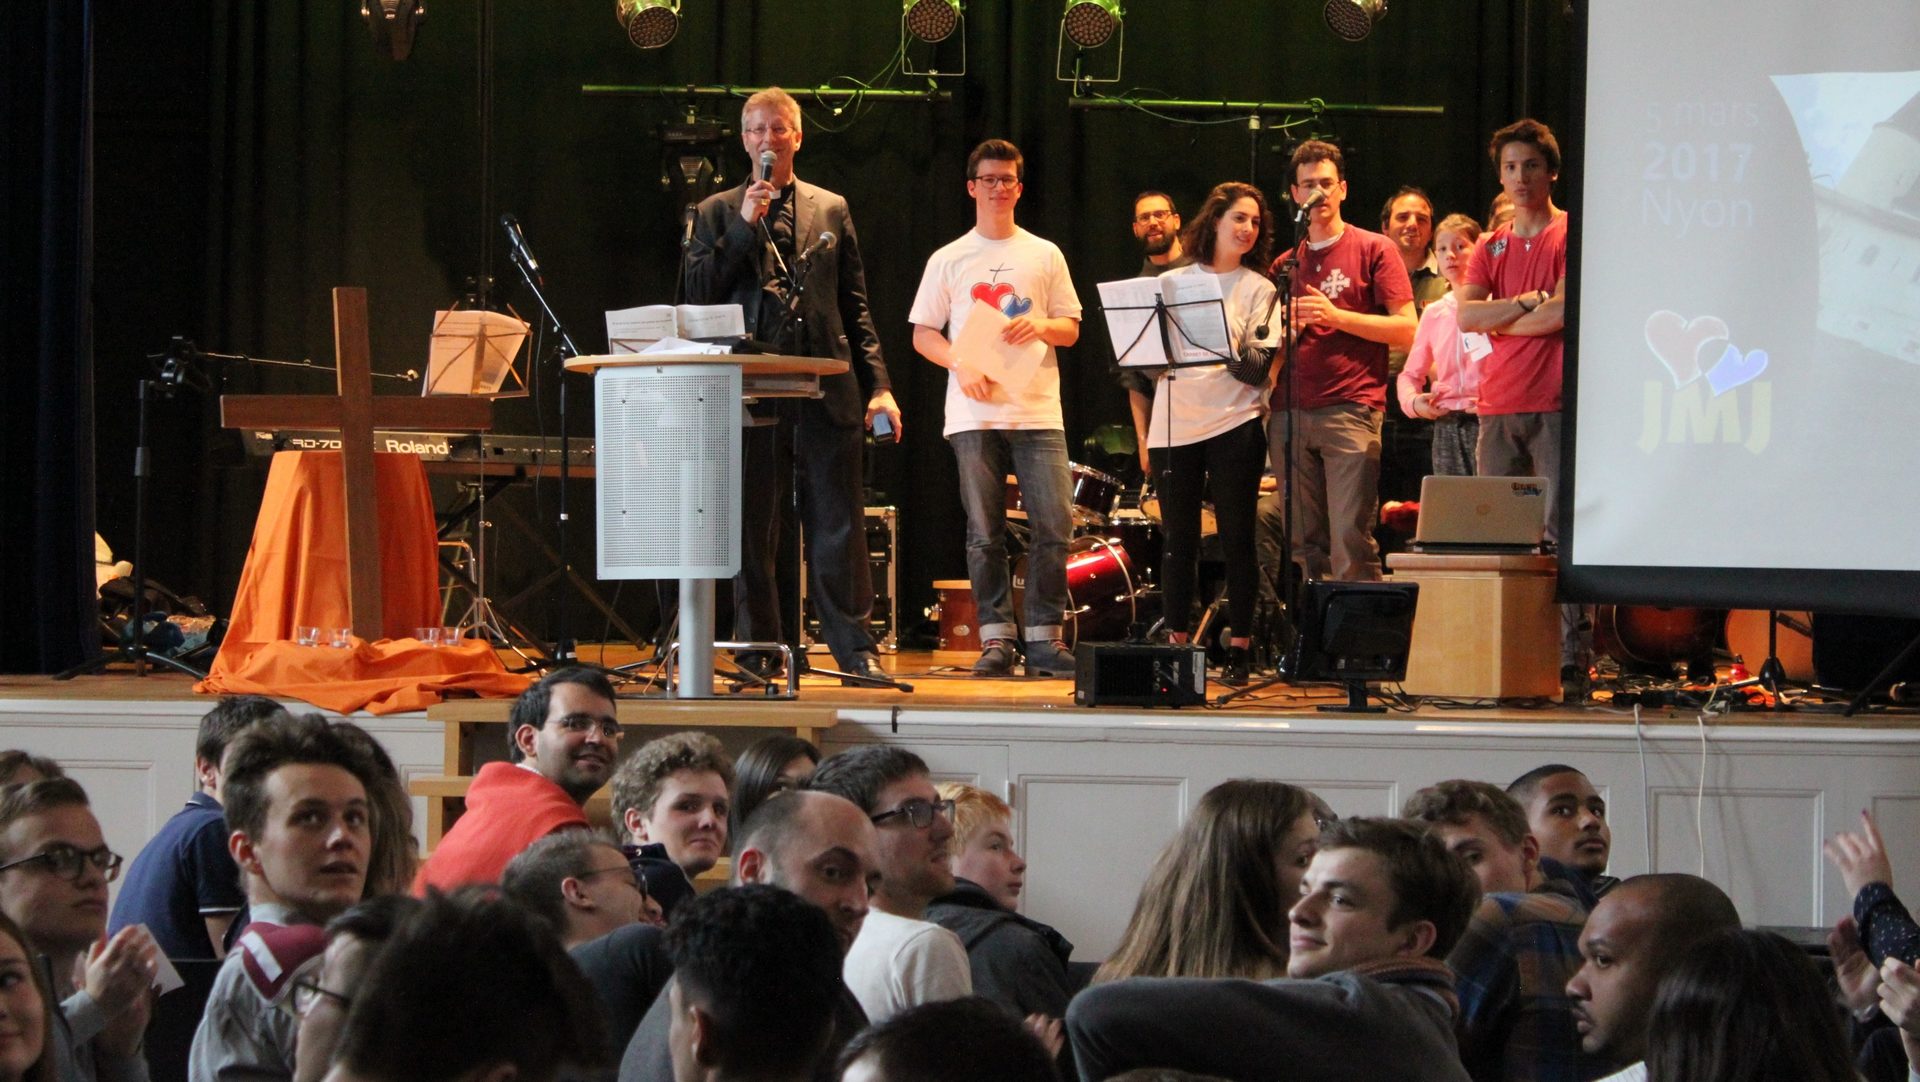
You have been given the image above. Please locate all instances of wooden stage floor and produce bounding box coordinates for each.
[4,645,1915,729]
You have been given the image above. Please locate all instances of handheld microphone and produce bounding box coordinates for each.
[499,214,542,285]
[797,231,836,264]
[1293,188,1328,223]
[758,149,776,184]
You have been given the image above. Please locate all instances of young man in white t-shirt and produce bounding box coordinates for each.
[908,139,1084,677]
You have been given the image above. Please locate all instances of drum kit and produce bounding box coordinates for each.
[933,461,1226,651]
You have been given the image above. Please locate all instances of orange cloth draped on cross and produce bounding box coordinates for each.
[196,450,529,713]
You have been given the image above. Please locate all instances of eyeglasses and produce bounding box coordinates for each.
[744,124,795,138]
[289,974,352,1018]
[1134,209,1175,223]
[552,713,623,740]
[578,864,649,897]
[870,798,955,830]
[969,175,1020,190]
[0,843,123,884]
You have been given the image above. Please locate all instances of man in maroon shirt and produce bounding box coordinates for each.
[1456,118,1591,694]
[1270,140,1417,583]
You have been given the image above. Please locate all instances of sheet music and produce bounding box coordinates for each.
[425,309,528,395]
[1098,277,1172,368]
[674,304,745,340]
[951,298,1047,393]
[639,336,732,356]
[1160,274,1233,364]
[606,305,679,354]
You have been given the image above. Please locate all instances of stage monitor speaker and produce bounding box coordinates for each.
[1073,642,1206,708]
[1812,613,1920,692]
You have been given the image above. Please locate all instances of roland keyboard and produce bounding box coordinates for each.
[240,429,596,468]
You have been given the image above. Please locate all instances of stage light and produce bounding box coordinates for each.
[361,0,425,60]
[617,0,681,49]
[1062,0,1123,49]
[1323,0,1386,42]
[903,0,962,43]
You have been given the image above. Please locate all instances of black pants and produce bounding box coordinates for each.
[734,399,876,665]
[1149,418,1266,641]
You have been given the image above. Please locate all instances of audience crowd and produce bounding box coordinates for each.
[5,668,1919,1082]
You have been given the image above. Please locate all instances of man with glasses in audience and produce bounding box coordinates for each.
[502,833,667,1074]
[0,778,158,1082]
[189,714,393,1082]
[685,85,899,683]
[806,746,971,1022]
[416,668,623,892]
[910,138,1084,678]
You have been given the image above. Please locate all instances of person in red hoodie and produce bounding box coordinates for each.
[415,669,623,892]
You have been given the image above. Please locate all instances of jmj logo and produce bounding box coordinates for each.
[1636,310,1771,454]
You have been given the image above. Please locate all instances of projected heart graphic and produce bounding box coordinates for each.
[1643,310,1728,388]
[1704,342,1769,396]
[971,282,1015,308]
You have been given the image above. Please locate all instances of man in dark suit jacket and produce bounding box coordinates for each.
[684,87,900,679]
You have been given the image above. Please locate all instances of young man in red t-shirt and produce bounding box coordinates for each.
[1269,140,1417,583]
[1458,118,1592,693]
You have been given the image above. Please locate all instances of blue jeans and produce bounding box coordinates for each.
[951,429,1070,643]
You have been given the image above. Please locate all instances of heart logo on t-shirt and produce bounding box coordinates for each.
[1002,295,1033,317]
[970,282,1015,308]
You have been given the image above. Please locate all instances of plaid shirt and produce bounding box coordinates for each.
[1448,878,1610,1082]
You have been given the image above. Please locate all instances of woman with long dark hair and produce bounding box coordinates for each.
[728,734,821,841]
[1144,182,1279,686]
[1643,928,1859,1082]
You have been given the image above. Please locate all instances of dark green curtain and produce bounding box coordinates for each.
[90,0,1575,644]
[3,0,98,673]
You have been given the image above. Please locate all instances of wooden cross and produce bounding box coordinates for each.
[221,287,494,639]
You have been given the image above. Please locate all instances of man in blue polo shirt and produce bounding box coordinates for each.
[110,695,287,958]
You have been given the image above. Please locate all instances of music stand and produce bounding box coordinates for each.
[424,306,530,398]
[1106,282,1238,645]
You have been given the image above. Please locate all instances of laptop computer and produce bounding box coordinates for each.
[1410,475,1550,553]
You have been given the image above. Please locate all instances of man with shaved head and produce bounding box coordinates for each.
[1564,873,1741,1081]
[620,789,881,1082]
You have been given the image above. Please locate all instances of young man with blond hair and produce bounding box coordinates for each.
[925,783,1077,1021]
[610,731,734,920]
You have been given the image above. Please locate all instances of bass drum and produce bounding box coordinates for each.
[1011,535,1137,646]
[1004,462,1126,528]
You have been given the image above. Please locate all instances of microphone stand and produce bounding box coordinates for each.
[57,350,211,681]
[502,230,592,669]
[1215,219,1309,705]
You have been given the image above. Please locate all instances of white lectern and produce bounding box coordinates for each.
[564,352,847,697]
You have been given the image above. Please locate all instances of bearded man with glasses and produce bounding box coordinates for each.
[806,746,971,1024]
[0,777,158,1082]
